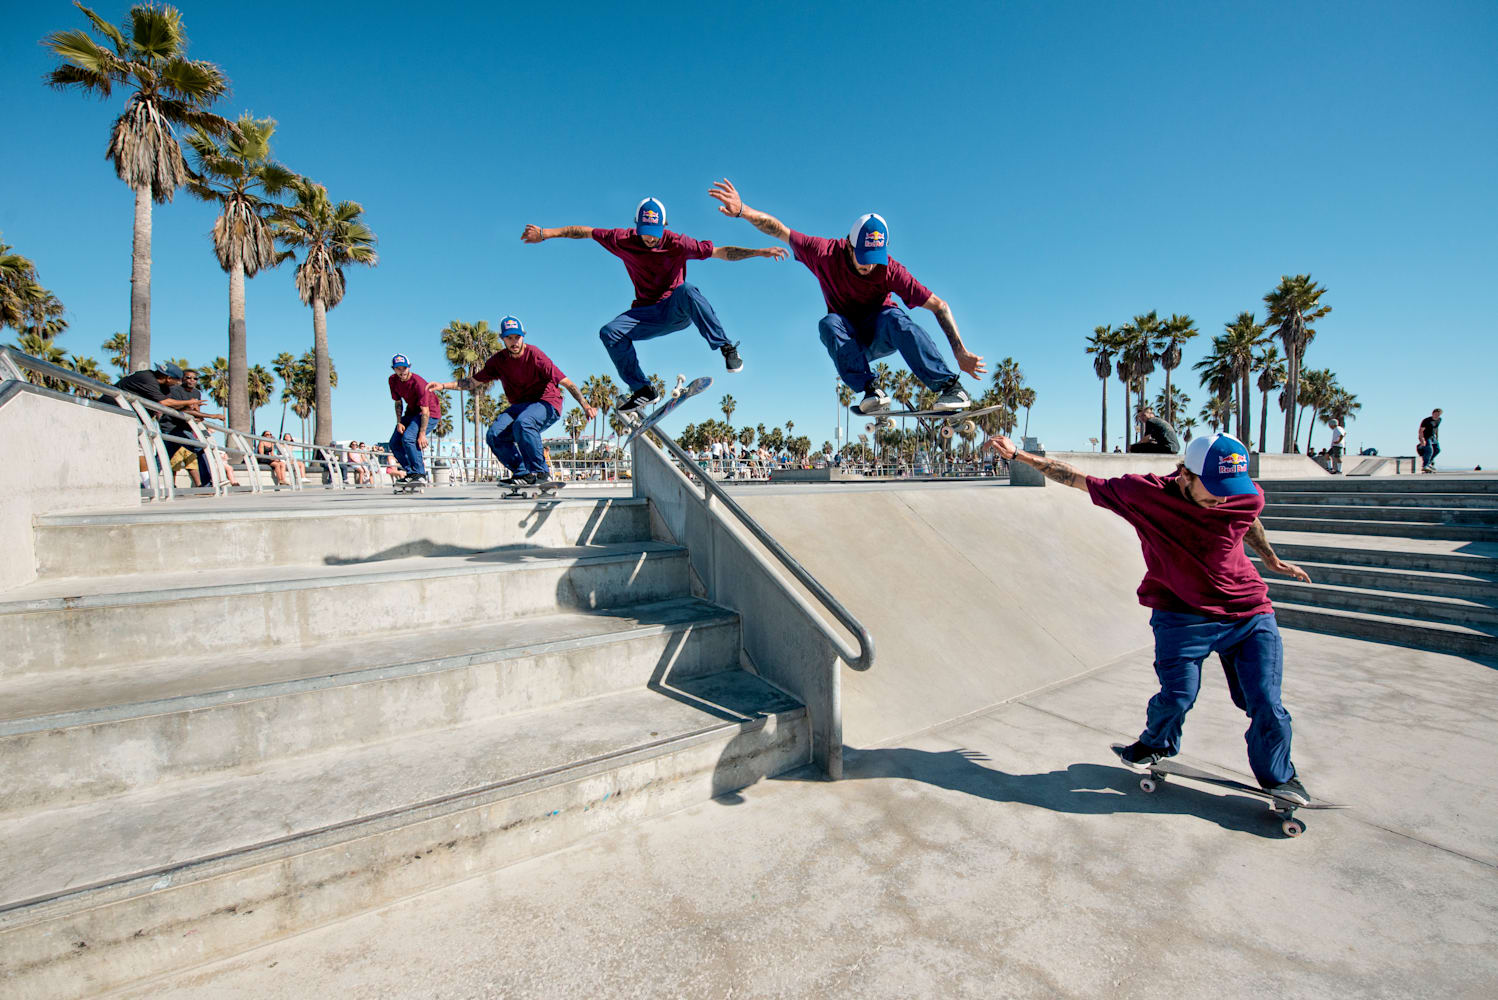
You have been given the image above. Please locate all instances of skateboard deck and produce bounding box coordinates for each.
[1111,744,1343,838]
[619,375,713,448]
[501,479,563,499]
[392,483,425,494]
[851,402,1005,438]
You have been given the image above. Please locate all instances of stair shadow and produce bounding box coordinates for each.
[325,541,548,565]
[777,747,1290,838]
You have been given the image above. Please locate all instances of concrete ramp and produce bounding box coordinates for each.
[734,485,1153,747]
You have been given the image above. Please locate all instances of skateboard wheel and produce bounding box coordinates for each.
[959,420,976,436]
[1281,818,1305,838]
[1139,777,1157,794]
[939,425,954,440]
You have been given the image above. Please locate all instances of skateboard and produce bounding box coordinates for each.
[392,481,425,495]
[618,374,713,448]
[501,479,563,499]
[852,402,1006,439]
[1110,744,1343,838]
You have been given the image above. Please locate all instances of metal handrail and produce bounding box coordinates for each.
[646,426,875,672]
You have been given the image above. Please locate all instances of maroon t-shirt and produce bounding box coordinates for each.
[592,228,715,308]
[788,230,932,327]
[389,373,431,418]
[1086,473,1272,620]
[474,344,566,412]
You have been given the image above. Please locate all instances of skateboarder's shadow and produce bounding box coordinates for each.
[829,746,1283,838]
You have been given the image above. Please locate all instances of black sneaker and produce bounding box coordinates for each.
[1114,741,1170,770]
[1264,776,1310,806]
[932,378,972,412]
[407,475,429,486]
[856,386,891,414]
[721,341,744,373]
[617,384,661,415]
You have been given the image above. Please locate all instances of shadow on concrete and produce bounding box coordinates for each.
[774,746,1294,838]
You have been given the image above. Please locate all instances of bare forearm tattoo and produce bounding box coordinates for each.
[932,302,965,353]
[1024,452,1087,490]
[453,376,479,393]
[740,206,791,242]
[1244,519,1278,561]
[550,226,592,239]
[719,246,760,260]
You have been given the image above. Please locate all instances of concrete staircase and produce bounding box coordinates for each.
[1255,478,1498,659]
[0,497,809,998]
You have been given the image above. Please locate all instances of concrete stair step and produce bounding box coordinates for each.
[0,671,809,999]
[1263,578,1498,627]
[1274,602,1498,660]
[1261,532,1498,574]
[1261,477,1498,494]
[34,498,652,578]
[1257,491,1498,510]
[1259,516,1498,542]
[0,597,739,815]
[1,541,690,676]
[1248,557,1498,600]
[1262,503,1498,525]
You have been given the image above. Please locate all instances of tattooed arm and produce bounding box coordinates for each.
[428,375,485,394]
[708,179,792,243]
[711,245,789,261]
[984,436,1088,490]
[521,225,593,243]
[1244,518,1312,582]
[920,293,986,378]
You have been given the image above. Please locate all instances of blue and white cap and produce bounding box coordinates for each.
[1184,432,1257,497]
[154,361,184,379]
[848,213,889,265]
[634,197,666,238]
[499,315,525,338]
[390,354,409,369]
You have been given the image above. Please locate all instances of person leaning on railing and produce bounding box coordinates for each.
[114,363,211,488]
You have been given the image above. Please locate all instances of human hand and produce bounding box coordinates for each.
[521,224,545,244]
[417,432,428,450]
[956,350,986,377]
[985,436,1017,460]
[761,247,788,260]
[1267,558,1311,583]
[396,423,405,434]
[709,178,742,217]
[584,403,598,420]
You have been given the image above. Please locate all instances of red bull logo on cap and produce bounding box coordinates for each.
[863,230,886,248]
[640,209,660,224]
[1218,451,1249,474]
[502,320,519,332]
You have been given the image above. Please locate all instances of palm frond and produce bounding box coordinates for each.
[74,4,129,54]
[44,29,122,89]
[129,4,187,61]
[158,57,229,103]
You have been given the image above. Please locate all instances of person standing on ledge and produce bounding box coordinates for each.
[1128,405,1181,454]
[521,198,786,415]
[429,316,596,486]
[1418,408,1442,473]
[984,430,1316,805]
[388,354,435,486]
[707,178,985,415]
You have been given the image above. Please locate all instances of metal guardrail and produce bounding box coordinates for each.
[646,426,875,672]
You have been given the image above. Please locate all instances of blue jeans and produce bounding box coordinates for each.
[600,282,728,393]
[1418,440,1440,470]
[486,401,559,478]
[1142,610,1296,787]
[388,417,426,476]
[818,308,956,393]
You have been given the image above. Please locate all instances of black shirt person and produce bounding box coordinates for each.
[1128,406,1181,454]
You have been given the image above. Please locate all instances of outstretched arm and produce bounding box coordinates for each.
[429,375,487,393]
[521,225,592,243]
[1244,518,1312,582]
[708,179,792,243]
[984,436,1087,490]
[558,377,597,420]
[920,293,985,378]
[711,245,788,262]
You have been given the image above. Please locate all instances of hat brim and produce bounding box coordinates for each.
[1201,472,1258,498]
[852,246,888,266]
[636,223,665,239]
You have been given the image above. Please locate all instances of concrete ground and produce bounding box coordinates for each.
[111,626,1498,1000]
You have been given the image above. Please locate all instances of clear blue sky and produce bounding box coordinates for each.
[5,0,1495,466]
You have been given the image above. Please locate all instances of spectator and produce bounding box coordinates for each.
[168,369,223,487]
[214,448,241,487]
[280,433,306,483]
[1128,406,1181,454]
[1418,408,1442,473]
[114,362,202,487]
[1327,419,1345,474]
[257,431,289,486]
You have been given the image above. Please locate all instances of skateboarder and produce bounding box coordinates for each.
[521,198,786,415]
[985,430,1315,805]
[708,178,985,414]
[429,316,596,486]
[388,354,436,486]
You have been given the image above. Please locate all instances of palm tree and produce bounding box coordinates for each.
[836,381,854,453]
[273,178,378,444]
[45,3,233,372]
[204,355,230,406]
[720,393,736,425]
[185,115,294,431]
[1254,344,1287,454]
[1154,386,1191,421]
[785,419,795,436]
[990,357,1026,436]
[1118,313,1159,444]
[1152,313,1198,425]
[563,406,587,457]
[1200,395,1233,432]
[1219,311,1268,445]
[1298,368,1337,452]
[246,363,273,434]
[441,319,501,467]
[102,332,130,375]
[1085,325,1117,451]
[1324,388,1361,433]
[1017,386,1037,439]
[271,350,296,436]
[1,238,67,343]
[1264,275,1331,453]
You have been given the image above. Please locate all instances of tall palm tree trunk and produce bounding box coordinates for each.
[227,254,249,430]
[1122,384,1131,449]
[457,387,466,471]
[1100,379,1108,451]
[1259,388,1270,453]
[1240,372,1252,448]
[312,297,332,445]
[129,185,153,372]
[1163,368,1173,425]
[1282,353,1299,453]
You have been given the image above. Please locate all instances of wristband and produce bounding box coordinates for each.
[734,206,743,217]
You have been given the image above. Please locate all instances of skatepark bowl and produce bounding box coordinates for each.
[2,355,1497,999]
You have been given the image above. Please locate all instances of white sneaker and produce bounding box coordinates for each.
[856,387,891,414]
